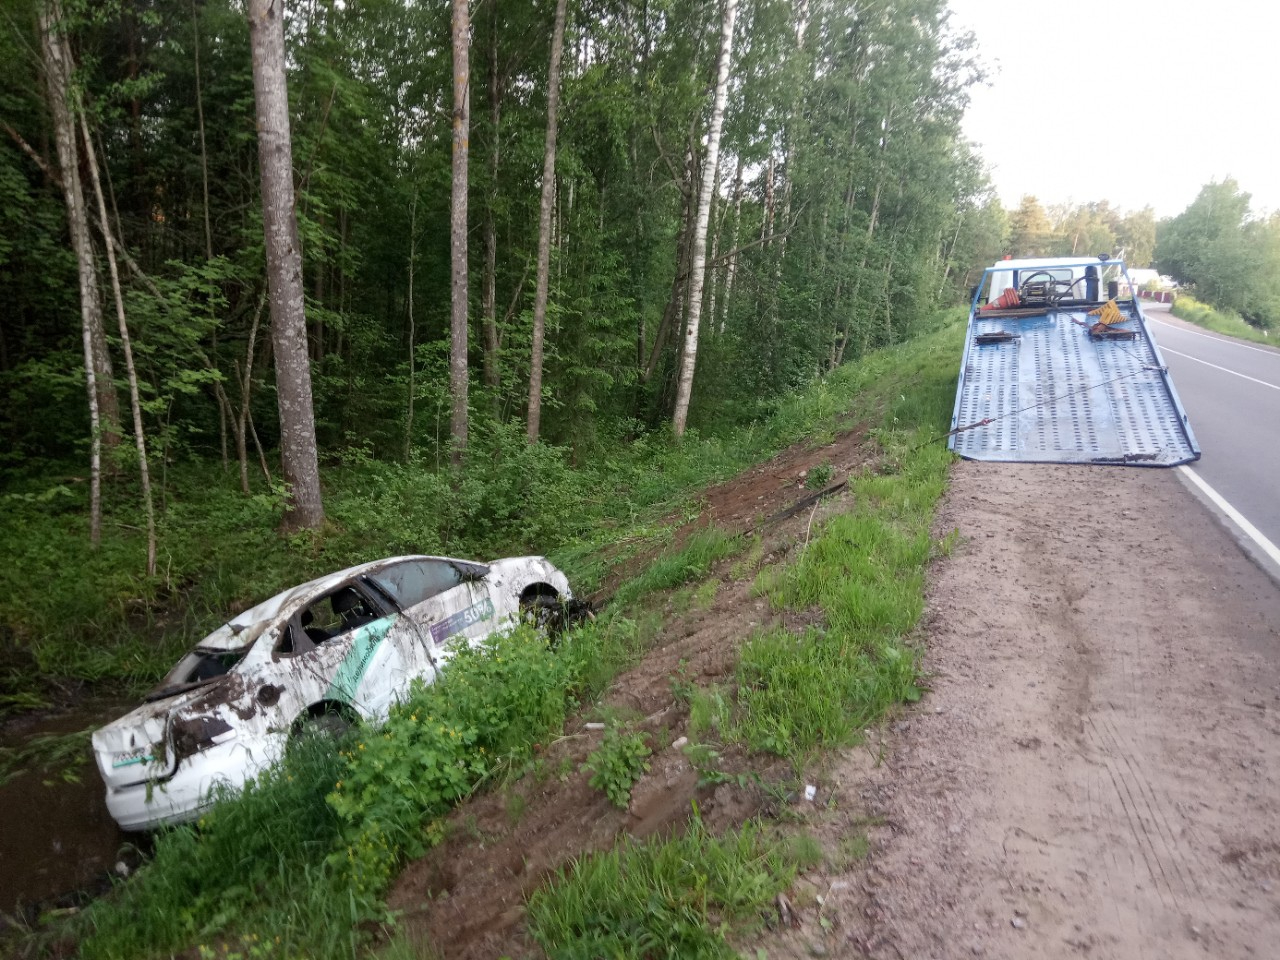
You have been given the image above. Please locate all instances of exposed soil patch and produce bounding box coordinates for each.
[388,425,880,958]
[749,463,1280,959]
[591,423,869,603]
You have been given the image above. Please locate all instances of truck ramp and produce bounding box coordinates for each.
[949,261,1199,466]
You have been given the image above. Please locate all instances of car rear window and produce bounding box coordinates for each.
[370,559,470,609]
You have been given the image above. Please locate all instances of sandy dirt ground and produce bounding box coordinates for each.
[792,462,1280,960]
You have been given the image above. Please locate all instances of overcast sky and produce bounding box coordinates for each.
[945,0,1280,219]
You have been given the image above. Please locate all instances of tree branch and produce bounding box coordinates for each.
[2,121,58,183]
[649,121,686,194]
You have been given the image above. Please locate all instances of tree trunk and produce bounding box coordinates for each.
[248,0,325,531]
[527,0,568,444]
[719,156,744,333]
[40,0,111,547]
[191,0,235,471]
[449,0,470,464]
[705,159,721,332]
[643,167,694,383]
[481,0,502,411]
[80,112,158,576]
[40,0,121,468]
[236,292,269,494]
[404,190,417,461]
[193,0,213,263]
[671,0,737,437]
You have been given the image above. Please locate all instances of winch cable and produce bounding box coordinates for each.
[922,364,1155,451]
[933,304,1169,449]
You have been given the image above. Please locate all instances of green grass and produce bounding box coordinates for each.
[526,318,965,955]
[0,726,94,786]
[1171,295,1277,346]
[608,526,744,610]
[525,816,802,960]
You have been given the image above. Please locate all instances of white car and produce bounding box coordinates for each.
[92,554,578,831]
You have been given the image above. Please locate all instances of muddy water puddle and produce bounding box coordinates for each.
[0,699,133,919]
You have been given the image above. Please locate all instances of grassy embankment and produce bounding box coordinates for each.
[27,313,963,959]
[525,319,962,959]
[1170,295,1276,346]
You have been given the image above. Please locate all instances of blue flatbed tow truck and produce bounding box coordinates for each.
[949,256,1200,466]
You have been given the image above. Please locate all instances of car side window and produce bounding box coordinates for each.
[275,584,384,656]
[368,559,485,610]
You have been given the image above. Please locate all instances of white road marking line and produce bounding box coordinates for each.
[1148,315,1279,356]
[1160,347,1280,391]
[1179,466,1280,569]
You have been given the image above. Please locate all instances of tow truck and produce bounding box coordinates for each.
[949,256,1199,466]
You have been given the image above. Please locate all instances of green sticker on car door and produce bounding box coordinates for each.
[324,614,396,704]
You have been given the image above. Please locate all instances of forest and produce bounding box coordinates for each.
[1,0,993,506]
[1,0,1004,681]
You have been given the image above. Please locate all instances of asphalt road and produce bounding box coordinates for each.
[1143,301,1280,572]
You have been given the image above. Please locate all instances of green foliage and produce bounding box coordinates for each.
[79,619,618,958]
[687,685,732,741]
[328,627,579,870]
[584,724,652,808]
[1171,295,1275,345]
[805,462,835,489]
[525,816,801,959]
[1157,180,1280,329]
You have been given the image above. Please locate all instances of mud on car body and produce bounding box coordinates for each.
[92,555,578,832]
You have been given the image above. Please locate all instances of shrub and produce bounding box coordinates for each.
[584,725,651,808]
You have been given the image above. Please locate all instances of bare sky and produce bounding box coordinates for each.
[945,0,1280,219]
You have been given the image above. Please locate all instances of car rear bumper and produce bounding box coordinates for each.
[102,735,279,832]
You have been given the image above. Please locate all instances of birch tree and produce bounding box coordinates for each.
[79,111,157,575]
[672,0,737,437]
[39,0,119,546]
[449,0,470,463]
[526,0,568,444]
[248,0,325,531]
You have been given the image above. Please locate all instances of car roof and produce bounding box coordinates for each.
[196,555,473,651]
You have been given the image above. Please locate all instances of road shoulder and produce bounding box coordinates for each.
[797,462,1280,959]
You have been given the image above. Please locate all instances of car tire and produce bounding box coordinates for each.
[520,594,593,647]
[293,708,354,745]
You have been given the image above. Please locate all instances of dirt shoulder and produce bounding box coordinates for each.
[785,462,1280,959]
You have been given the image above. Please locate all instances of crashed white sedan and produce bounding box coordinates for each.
[92,554,577,832]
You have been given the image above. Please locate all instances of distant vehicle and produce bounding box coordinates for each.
[92,555,583,831]
[950,256,1199,466]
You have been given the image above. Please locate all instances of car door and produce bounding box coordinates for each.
[365,558,498,677]
[271,582,402,722]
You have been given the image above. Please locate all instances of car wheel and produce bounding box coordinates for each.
[520,594,593,646]
[293,708,354,746]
